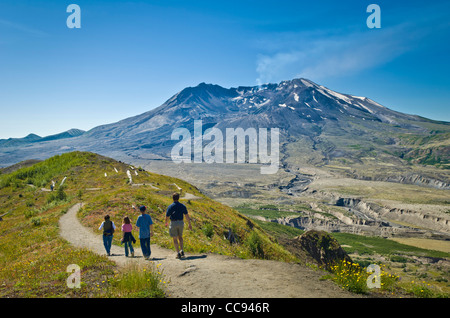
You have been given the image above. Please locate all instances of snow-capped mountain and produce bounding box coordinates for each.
[0,78,448,176]
[79,78,419,147]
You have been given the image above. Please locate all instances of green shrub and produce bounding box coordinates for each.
[202,223,214,239]
[47,187,67,203]
[31,217,42,226]
[246,231,265,259]
[24,209,38,219]
[390,255,409,263]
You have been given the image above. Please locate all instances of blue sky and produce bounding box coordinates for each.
[0,0,449,139]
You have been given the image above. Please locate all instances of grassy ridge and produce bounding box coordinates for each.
[0,153,120,297]
[0,152,296,297]
[0,153,90,189]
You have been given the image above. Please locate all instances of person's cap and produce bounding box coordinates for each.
[139,205,146,212]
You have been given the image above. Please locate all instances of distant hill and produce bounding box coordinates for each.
[0,133,42,148]
[38,129,85,142]
[0,129,84,148]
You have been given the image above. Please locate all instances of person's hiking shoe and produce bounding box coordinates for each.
[131,251,134,258]
[180,250,185,258]
[176,252,182,259]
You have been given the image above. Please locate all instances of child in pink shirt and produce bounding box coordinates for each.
[121,216,135,257]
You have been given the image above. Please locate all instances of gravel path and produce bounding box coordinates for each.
[59,203,359,298]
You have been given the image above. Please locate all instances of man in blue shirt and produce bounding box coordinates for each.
[135,205,153,260]
[165,193,192,259]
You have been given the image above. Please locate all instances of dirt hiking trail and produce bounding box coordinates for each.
[59,203,359,298]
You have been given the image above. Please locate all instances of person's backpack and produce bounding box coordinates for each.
[103,220,114,236]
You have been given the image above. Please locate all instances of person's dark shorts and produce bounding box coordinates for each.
[169,220,184,237]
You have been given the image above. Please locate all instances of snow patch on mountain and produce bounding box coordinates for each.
[301,79,314,88]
